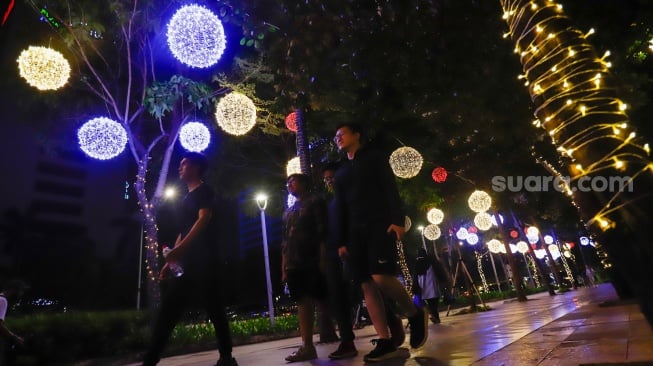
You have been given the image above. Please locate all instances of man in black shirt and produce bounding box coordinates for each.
[333,123,427,362]
[142,152,237,366]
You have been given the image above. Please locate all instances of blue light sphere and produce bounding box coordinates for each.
[179,121,211,152]
[78,117,128,160]
[166,4,226,68]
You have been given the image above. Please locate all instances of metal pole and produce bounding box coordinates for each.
[260,209,275,327]
[137,222,143,310]
[489,250,502,292]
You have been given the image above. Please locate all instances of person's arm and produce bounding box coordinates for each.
[0,320,23,345]
[333,175,349,258]
[281,241,288,283]
[165,208,212,262]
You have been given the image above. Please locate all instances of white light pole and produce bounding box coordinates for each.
[256,193,275,327]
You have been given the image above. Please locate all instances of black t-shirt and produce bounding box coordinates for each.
[178,183,218,270]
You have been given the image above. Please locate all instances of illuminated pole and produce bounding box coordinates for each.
[137,223,144,310]
[256,194,275,327]
[488,250,502,292]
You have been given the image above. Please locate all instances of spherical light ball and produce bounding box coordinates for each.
[287,193,297,208]
[423,224,441,241]
[487,239,503,254]
[526,226,540,237]
[426,208,444,225]
[286,157,301,176]
[534,249,546,259]
[516,241,529,254]
[509,229,520,239]
[166,5,226,68]
[579,236,590,246]
[179,121,211,152]
[17,46,70,91]
[456,227,469,240]
[548,244,561,260]
[527,233,539,244]
[285,112,298,132]
[474,212,493,231]
[468,190,492,213]
[215,92,257,136]
[78,117,128,160]
[404,216,412,232]
[543,235,554,245]
[431,166,448,183]
[466,233,479,245]
[389,147,423,179]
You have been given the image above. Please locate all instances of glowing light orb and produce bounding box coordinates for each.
[17,46,70,90]
[179,121,211,152]
[526,226,540,237]
[285,112,298,132]
[580,236,590,246]
[287,193,297,208]
[548,244,561,260]
[487,239,503,254]
[466,233,479,245]
[468,190,492,213]
[534,249,546,259]
[404,216,412,232]
[286,157,301,176]
[516,241,529,254]
[509,228,520,239]
[166,5,226,68]
[474,212,493,231]
[456,227,469,240]
[527,233,539,244]
[423,224,441,241]
[215,92,257,136]
[389,147,423,179]
[426,208,444,225]
[432,166,448,183]
[543,235,554,244]
[77,117,128,160]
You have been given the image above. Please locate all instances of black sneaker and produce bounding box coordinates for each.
[363,339,401,363]
[215,356,238,366]
[329,340,358,359]
[408,307,428,349]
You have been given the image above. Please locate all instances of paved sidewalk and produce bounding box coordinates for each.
[131,284,653,366]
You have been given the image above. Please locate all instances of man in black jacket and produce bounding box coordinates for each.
[333,123,427,362]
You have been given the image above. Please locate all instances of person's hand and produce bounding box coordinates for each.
[387,224,406,240]
[338,246,349,259]
[159,263,171,280]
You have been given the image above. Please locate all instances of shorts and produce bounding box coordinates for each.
[286,268,327,301]
[348,222,399,283]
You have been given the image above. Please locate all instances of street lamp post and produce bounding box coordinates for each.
[256,193,275,327]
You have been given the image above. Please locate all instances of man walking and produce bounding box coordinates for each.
[142,152,237,366]
[333,123,428,362]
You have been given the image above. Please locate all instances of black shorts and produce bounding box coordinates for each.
[348,222,399,283]
[286,268,327,301]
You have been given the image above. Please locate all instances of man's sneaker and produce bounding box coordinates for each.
[285,346,317,363]
[408,307,428,349]
[388,314,406,347]
[328,340,358,359]
[215,356,238,366]
[363,339,401,363]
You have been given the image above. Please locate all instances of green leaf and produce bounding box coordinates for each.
[240,37,247,46]
[246,39,254,47]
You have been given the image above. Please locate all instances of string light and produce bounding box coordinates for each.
[474,212,493,231]
[179,121,211,152]
[557,241,574,283]
[389,146,423,179]
[166,4,226,68]
[527,254,542,287]
[77,117,128,160]
[396,240,413,296]
[423,224,441,241]
[476,252,490,292]
[286,156,301,176]
[215,92,257,136]
[17,46,70,90]
[426,208,444,225]
[468,190,492,213]
[501,0,653,232]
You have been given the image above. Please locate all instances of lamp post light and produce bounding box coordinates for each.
[256,193,275,327]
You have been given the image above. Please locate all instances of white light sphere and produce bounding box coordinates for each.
[77,117,128,160]
[427,208,444,225]
[548,244,561,260]
[527,233,539,244]
[17,46,70,90]
[543,235,554,245]
[389,146,423,179]
[215,92,257,136]
[468,190,492,213]
[534,249,546,259]
[456,227,469,240]
[487,239,503,254]
[287,193,297,208]
[579,236,590,246]
[286,157,301,176]
[423,224,441,241]
[179,121,211,152]
[166,5,226,68]
[526,226,540,237]
[516,241,529,254]
[466,233,479,245]
[474,212,493,231]
[563,251,572,258]
[404,216,412,232]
